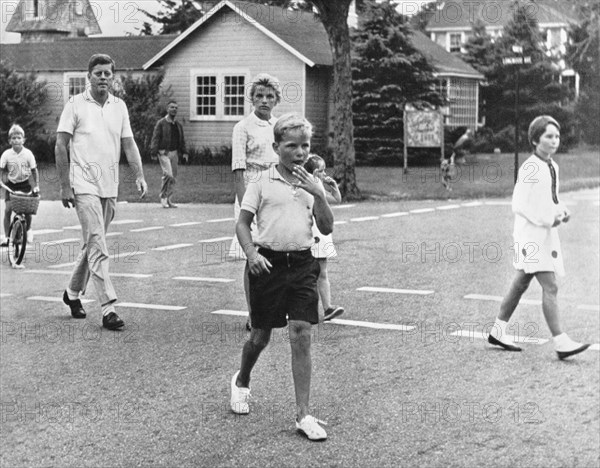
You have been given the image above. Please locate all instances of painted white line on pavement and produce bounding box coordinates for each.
[130,226,164,233]
[1,293,13,298]
[210,310,415,331]
[106,232,123,237]
[350,216,380,222]
[333,220,348,225]
[436,205,461,210]
[152,243,194,251]
[40,238,80,246]
[450,330,549,345]
[63,225,81,230]
[111,219,144,225]
[112,273,153,278]
[206,218,235,223]
[331,204,356,209]
[32,229,64,235]
[484,201,511,206]
[171,222,202,227]
[198,237,232,243]
[461,201,483,207]
[116,302,186,311]
[358,286,434,295]
[329,318,415,331]
[27,295,94,304]
[212,309,247,317]
[48,262,76,269]
[593,201,600,207]
[410,208,435,214]
[174,276,234,283]
[577,304,600,311]
[590,344,600,351]
[381,212,409,218]
[465,293,540,305]
[25,270,151,279]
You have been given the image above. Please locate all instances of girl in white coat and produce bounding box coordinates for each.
[488,115,590,359]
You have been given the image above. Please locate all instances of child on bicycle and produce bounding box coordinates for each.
[1,124,39,247]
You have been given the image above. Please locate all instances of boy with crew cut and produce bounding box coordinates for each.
[230,113,334,441]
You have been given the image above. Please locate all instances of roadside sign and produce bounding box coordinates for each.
[502,56,532,65]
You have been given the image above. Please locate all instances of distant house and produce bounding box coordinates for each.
[424,0,580,94]
[2,0,483,149]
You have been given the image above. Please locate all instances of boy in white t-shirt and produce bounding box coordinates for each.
[0,124,39,246]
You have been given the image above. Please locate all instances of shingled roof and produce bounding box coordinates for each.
[143,0,333,69]
[426,0,579,30]
[410,30,483,79]
[6,0,101,35]
[1,35,177,72]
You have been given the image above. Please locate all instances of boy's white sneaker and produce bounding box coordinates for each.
[296,415,327,441]
[230,371,250,414]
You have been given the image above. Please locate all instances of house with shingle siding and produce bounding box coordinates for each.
[2,0,483,151]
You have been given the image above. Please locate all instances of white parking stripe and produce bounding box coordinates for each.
[449,330,549,345]
[106,232,123,237]
[40,238,80,246]
[461,201,483,207]
[328,318,415,331]
[577,305,600,311]
[174,276,234,283]
[111,219,144,225]
[152,243,194,251]
[1,293,13,298]
[32,229,63,235]
[331,204,356,209]
[198,237,232,243]
[484,201,511,206]
[63,225,81,230]
[212,309,247,317]
[350,216,380,222]
[27,296,94,304]
[206,218,235,223]
[334,220,348,225]
[358,286,434,295]
[436,205,461,210]
[465,294,540,305]
[116,302,186,311]
[48,262,77,269]
[24,270,152,279]
[170,222,202,227]
[381,212,409,218]
[410,208,435,214]
[130,226,164,232]
[590,344,600,351]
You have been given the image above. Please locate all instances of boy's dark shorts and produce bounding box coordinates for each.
[4,180,32,201]
[248,247,320,329]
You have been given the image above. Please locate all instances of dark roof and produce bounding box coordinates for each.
[144,0,333,68]
[1,35,177,72]
[410,30,483,78]
[426,0,579,30]
[6,0,101,35]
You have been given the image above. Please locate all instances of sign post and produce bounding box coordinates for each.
[502,46,531,184]
[404,105,444,174]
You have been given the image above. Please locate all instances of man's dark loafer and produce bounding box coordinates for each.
[63,290,86,319]
[488,334,522,352]
[557,344,590,360]
[102,312,124,330]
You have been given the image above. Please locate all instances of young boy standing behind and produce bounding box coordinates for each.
[1,125,39,246]
[230,113,334,441]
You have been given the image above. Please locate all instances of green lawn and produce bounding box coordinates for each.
[36,147,599,204]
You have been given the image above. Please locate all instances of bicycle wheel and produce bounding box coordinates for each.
[8,216,27,266]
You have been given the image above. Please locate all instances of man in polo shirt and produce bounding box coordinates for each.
[55,53,148,330]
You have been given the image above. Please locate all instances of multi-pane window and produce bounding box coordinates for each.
[443,77,479,129]
[69,76,87,97]
[192,71,248,120]
[449,33,462,52]
[195,76,217,116]
[224,75,245,116]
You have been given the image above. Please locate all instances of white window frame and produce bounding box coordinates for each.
[449,33,462,53]
[189,69,251,121]
[63,72,88,102]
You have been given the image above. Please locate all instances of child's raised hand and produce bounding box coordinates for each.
[292,165,325,198]
[552,213,563,227]
[323,176,337,187]
[562,208,570,223]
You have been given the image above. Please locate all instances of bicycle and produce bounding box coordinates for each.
[0,181,40,268]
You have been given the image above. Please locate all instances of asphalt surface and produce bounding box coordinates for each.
[1,189,598,467]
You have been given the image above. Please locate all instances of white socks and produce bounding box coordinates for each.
[66,288,79,301]
[102,304,116,317]
[492,318,518,346]
[553,333,582,352]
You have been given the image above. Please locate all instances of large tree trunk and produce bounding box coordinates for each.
[310,0,360,199]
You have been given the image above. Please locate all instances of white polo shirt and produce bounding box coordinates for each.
[57,91,133,198]
[231,112,278,172]
[0,147,36,183]
[241,167,316,251]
